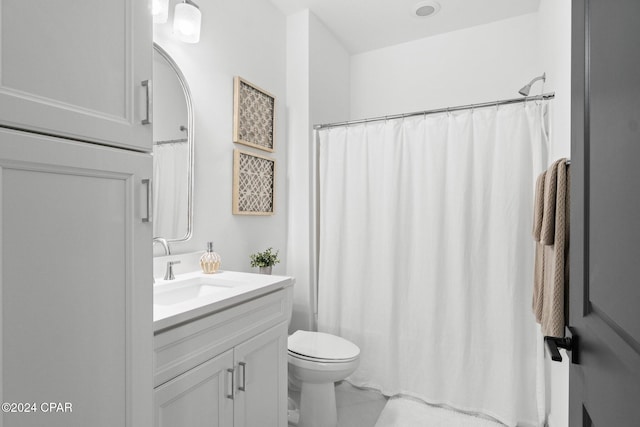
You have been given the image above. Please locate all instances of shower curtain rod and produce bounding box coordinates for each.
[313,92,555,130]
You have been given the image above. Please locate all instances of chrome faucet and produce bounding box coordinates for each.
[164,260,181,281]
[153,237,171,256]
[153,237,173,283]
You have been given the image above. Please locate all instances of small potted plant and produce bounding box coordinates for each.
[250,247,280,275]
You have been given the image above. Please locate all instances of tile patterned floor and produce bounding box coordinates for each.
[289,382,506,427]
[375,397,506,427]
[336,382,388,427]
[288,381,387,427]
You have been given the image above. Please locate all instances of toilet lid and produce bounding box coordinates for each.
[288,331,360,361]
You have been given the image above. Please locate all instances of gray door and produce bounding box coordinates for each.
[570,0,640,425]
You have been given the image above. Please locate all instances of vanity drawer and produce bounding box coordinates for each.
[153,287,291,387]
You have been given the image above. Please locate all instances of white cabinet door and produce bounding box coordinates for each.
[0,128,153,427]
[0,0,152,152]
[155,349,235,427]
[234,322,288,427]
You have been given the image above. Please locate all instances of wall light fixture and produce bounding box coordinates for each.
[152,0,170,24]
[173,0,202,44]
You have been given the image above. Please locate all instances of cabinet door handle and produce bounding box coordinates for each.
[141,80,153,125]
[238,362,247,392]
[141,179,152,223]
[226,368,234,400]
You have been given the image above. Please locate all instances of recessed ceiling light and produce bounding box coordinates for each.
[412,1,441,18]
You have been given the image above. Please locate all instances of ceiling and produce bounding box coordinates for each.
[269,0,540,54]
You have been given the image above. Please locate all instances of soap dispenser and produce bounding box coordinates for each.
[200,242,221,274]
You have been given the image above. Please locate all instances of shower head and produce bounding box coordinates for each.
[519,72,546,96]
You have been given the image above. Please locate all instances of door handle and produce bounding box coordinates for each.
[238,362,247,392]
[545,331,579,364]
[141,80,153,125]
[544,336,572,361]
[226,368,235,400]
[142,179,152,223]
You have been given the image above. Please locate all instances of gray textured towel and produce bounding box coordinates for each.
[532,159,570,338]
[541,160,561,245]
[532,171,546,242]
[532,171,546,322]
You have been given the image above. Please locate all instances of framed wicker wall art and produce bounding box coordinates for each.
[232,149,276,215]
[233,76,276,152]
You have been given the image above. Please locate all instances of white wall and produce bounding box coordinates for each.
[309,14,351,127]
[350,13,541,119]
[540,0,572,161]
[286,10,350,332]
[538,3,572,426]
[153,0,288,273]
[286,10,312,332]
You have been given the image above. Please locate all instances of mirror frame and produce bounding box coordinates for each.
[153,42,194,243]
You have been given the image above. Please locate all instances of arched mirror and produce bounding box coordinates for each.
[152,43,194,242]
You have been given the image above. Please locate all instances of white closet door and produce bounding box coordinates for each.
[0,0,152,151]
[0,128,153,427]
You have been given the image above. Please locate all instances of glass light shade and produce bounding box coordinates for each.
[173,2,201,43]
[152,0,169,24]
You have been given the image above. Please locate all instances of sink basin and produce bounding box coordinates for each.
[154,277,234,306]
[153,269,295,331]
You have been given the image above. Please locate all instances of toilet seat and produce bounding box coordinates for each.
[288,331,360,363]
[288,350,359,363]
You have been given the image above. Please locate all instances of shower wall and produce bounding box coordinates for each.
[537,2,572,426]
[349,13,541,120]
[286,10,351,332]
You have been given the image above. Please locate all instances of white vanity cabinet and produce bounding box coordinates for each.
[0,0,152,151]
[155,349,235,427]
[0,127,153,426]
[154,287,291,427]
[233,324,288,426]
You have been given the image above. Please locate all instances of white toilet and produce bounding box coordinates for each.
[288,330,360,427]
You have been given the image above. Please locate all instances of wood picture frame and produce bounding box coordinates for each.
[232,149,275,215]
[233,76,276,152]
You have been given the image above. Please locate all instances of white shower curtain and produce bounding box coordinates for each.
[317,103,549,427]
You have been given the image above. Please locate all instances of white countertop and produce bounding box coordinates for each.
[153,270,294,332]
